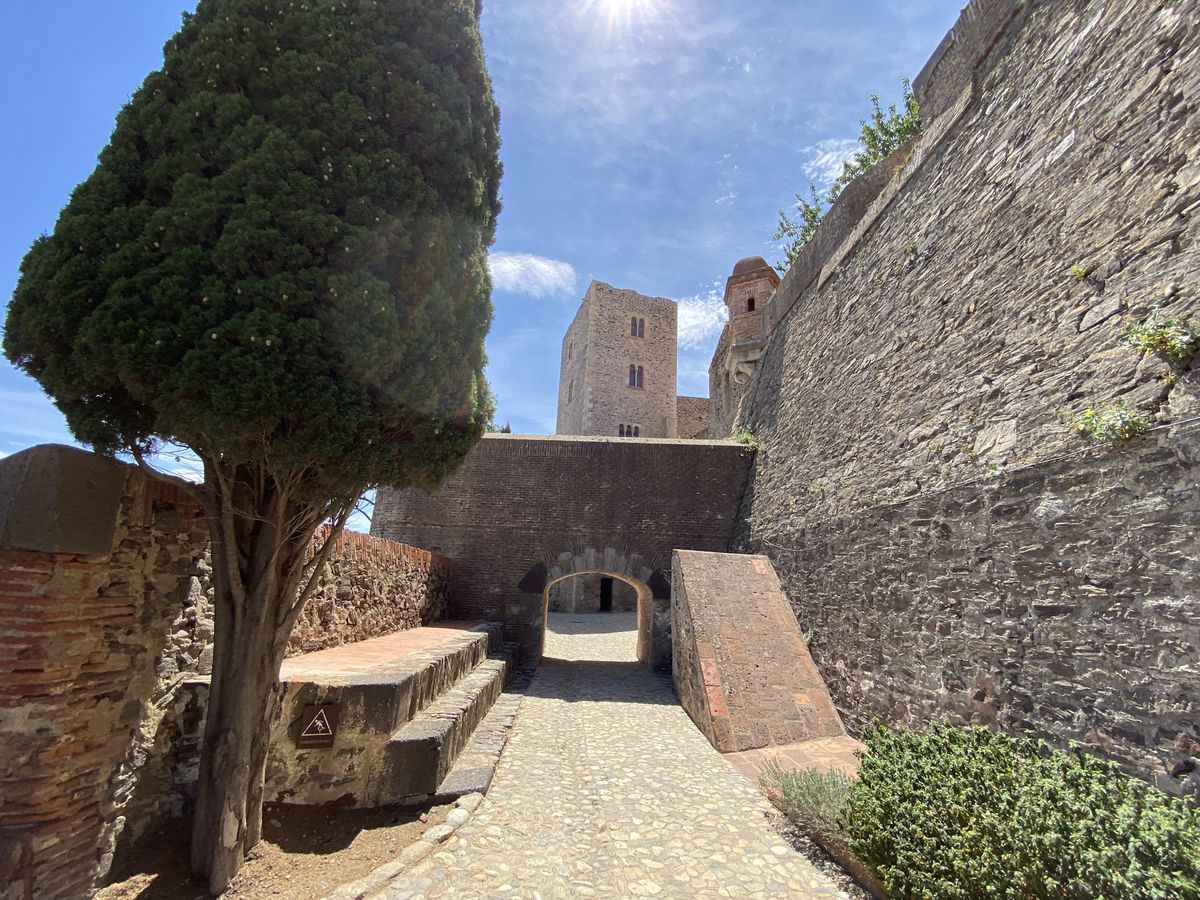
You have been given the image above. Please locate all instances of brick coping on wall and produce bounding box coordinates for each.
[479,432,742,448]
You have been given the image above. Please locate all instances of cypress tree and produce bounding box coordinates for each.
[3,0,501,891]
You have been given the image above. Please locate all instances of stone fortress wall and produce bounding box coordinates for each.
[371,434,754,662]
[723,0,1199,794]
[676,396,712,440]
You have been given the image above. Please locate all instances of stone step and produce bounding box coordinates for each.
[434,666,531,799]
[263,622,506,807]
[367,644,518,805]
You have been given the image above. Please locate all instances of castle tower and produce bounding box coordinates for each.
[556,281,678,439]
[710,256,780,435]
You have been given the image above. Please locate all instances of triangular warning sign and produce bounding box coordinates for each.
[302,708,333,737]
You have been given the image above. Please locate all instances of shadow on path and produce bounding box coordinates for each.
[527,658,676,705]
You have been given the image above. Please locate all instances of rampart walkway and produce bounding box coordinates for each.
[373,613,845,898]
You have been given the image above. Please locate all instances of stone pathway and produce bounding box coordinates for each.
[371,613,848,898]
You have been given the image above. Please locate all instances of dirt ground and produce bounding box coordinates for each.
[97,801,450,899]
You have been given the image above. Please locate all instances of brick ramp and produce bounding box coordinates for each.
[672,550,846,753]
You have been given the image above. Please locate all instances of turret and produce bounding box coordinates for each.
[723,256,779,351]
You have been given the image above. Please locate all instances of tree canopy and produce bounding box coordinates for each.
[5,0,502,497]
[4,2,503,890]
[774,81,920,272]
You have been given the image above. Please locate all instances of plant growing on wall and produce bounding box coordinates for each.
[731,427,761,452]
[3,0,501,892]
[1073,405,1153,445]
[1122,309,1200,364]
[774,82,922,272]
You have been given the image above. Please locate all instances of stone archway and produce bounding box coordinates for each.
[544,570,649,661]
[518,547,672,670]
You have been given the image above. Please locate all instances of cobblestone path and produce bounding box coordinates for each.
[375,613,847,898]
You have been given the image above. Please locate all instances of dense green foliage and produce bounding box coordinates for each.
[774,82,921,272]
[843,723,1200,899]
[4,0,502,496]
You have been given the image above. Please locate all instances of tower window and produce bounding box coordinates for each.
[568,381,573,403]
[619,424,625,437]
[747,298,756,312]
[629,365,643,389]
[568,340,573,360]
[631,317,645,338]
[618,423,641,438]
[633,425,640,437]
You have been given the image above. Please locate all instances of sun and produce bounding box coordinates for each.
[580,0,669,34]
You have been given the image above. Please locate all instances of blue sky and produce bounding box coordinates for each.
[0,0,962,529]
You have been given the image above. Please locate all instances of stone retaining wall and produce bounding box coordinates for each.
[744,428,1199,796]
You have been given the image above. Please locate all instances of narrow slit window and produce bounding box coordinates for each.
[636,366,644,389]
[631,316,638,336]
[629,364,637,387]
[567,382,573,403]
[636,318,645,338]
[619,424,625,437]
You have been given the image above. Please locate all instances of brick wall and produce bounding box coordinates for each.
[672,551,845,753]
[0,446,205,899]
[372,434,753,659]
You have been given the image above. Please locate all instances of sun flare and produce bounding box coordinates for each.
[580,0,669,34]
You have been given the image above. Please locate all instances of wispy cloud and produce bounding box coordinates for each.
[714,192,738,206]
[677,290,727,351]
[489,252,578,299]
[799,138,859,189]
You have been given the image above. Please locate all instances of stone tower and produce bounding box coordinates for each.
[710,256,780,435]
[556,281,679,439]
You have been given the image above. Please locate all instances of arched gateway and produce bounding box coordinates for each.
[372,434,753,665]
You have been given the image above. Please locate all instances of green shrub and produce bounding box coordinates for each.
[760,762,851,846]
[1073,404,1152,444]
[1122,310,1200,363]
[846,723,1200,899]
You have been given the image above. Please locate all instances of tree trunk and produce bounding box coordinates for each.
[188,462,353,895]
[188,619,279,893]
